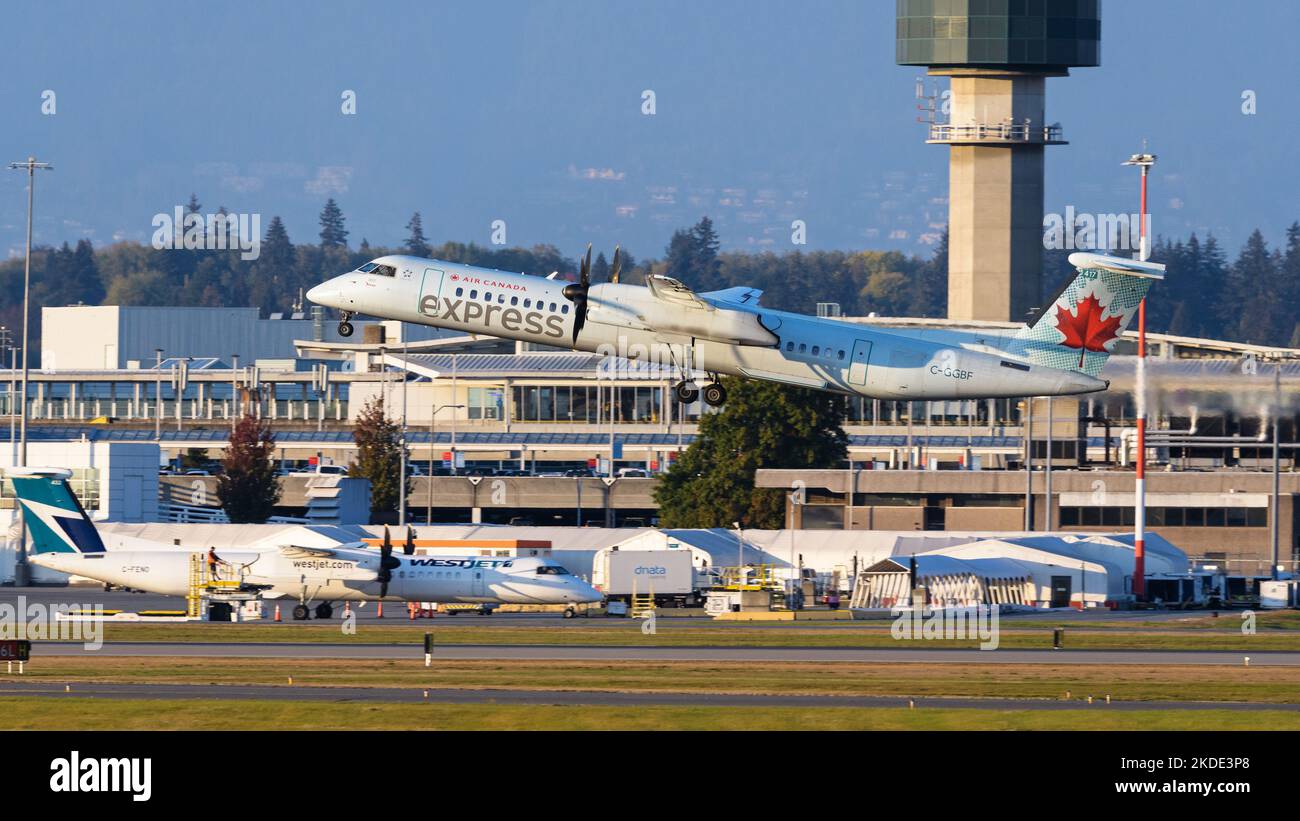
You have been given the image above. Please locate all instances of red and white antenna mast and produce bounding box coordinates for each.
[1123,149,1157,600]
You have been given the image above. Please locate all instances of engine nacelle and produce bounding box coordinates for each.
[589,284,778,347]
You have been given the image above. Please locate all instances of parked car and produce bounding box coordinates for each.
[616,468,649,478]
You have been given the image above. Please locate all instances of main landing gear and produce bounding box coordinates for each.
[672,379,726,407]
[337,311,354,338]
[290,601,335,620]
[668,343,726,407]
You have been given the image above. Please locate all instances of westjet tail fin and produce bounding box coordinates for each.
[1009,252,1165,377]
[9,467,106,554]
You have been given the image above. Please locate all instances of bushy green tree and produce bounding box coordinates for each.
[350,395,408,516]
[654,377,847,528]
[217,415,281,523]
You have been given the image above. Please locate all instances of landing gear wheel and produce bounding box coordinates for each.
[315,603,334,620]
[702,382,727,407]
[564,607,576,619]
[292,604,311,621]
[337,321,354,338]
[673,381,699,404]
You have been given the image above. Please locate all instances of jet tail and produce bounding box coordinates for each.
[1008,252,1165,377]
[9,468,106,554]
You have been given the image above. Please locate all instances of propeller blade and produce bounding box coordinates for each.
[572,302,587,345]
[379,582,389,599]
[610,245,622,284]
[404,526,416,556]
[382,525,392,554]
[580,243,592,288]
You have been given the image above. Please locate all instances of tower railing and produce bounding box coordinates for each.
[927,122,1065,144]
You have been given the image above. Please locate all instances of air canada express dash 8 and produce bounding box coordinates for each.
[307,247,1164,406]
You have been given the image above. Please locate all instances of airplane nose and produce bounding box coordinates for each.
[307,280,347,307]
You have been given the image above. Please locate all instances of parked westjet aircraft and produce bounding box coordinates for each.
[13,468,600,620]
[307,248,1163,405]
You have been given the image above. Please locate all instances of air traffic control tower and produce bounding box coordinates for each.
[898,0,1100,322]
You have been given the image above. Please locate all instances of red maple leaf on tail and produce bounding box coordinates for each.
[1055,293,1121,368]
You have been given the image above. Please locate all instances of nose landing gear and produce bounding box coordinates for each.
[337,311,354,338]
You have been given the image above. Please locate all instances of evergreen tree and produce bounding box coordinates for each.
[591,252,610,282]
[1222,230,1274,343]
[261,216,295,270]
[906,227,947,318]
[318,198,349,249]
[665,227,696,278]
[690,216,721,281]
[217,414,281,523]
[404,212,431,257]
[1283,223,1300,345]
[654,378,847,528]
[350,395,408,517]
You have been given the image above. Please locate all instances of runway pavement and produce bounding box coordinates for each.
[29,640,1300,665]
[0,679,1294,711]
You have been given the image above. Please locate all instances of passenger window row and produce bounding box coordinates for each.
[784,340,846,361]
[453,286,567,314]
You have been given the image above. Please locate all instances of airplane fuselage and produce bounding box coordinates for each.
[32,548,598,605]
[308,255,1104,400]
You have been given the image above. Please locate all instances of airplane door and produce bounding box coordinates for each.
[472,569,486,598]
[419,267,445,322]
[848,340,872,387]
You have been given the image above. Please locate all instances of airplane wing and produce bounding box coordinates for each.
[278,545,344,559]
[639,276,778,347]
[701,286,763,307]
[646,275,712,310]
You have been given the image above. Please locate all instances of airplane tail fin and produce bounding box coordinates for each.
[9,468,106,554]
[1009,252,1165,377]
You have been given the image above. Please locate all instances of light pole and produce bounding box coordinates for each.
[1271,361,1282,580]
[154,349,164,441]
[426,403,464,524]
[7,157,52,587]
[1123,150,1156,600]
[398,340,408,527]
[7,157,51,468]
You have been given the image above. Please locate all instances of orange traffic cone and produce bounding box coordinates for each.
[274,604,281,622]
[377,601,384,619]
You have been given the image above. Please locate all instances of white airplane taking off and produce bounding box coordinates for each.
[307,248,1163,406]
[13,468,600,620]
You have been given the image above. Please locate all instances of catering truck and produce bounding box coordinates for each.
[594,549,702,609]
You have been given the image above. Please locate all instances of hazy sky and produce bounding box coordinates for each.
[1,0,1296,262]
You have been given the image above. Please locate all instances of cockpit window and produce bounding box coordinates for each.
[535,565,570,575]
[369,264,397,277]
[358,262,378,273]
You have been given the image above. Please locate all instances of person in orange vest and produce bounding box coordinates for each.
[207,547,222,581]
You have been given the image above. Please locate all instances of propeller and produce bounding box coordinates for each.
[609,245,622,284]
[376,525,401,598]
[563,244,625,343]
[561,244,592,345]
[404,526,416,556]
